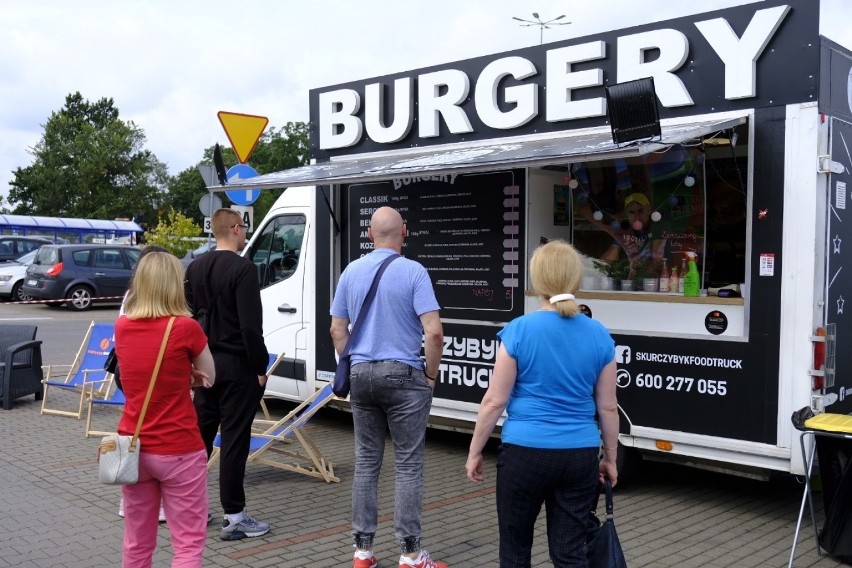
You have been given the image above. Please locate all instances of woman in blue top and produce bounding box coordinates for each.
[466,239,619,568]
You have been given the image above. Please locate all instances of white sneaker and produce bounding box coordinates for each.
[117,498,165,522]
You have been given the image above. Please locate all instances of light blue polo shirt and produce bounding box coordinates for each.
[331,248,440,368]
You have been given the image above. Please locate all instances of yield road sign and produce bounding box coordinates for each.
[217,111,268,164]
[225,164,260,205]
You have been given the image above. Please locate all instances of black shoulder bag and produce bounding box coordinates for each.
[587,477,628,568]
[332,254,400,398]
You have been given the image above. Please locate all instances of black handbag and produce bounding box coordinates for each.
[587,478,628,568]
[103,347,122,392]
[333,254,399,398]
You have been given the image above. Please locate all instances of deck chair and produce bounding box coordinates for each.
[208,383,340,483]
[41,321,114,419]
[257,352,286,424]
[83,377,124,437]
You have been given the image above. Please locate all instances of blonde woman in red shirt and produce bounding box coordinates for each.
[115,252,215,567]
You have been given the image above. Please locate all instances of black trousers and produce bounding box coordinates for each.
[194,352,265,515]
[496,443,599,568]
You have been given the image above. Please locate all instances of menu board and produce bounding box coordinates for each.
[345,170,525,321]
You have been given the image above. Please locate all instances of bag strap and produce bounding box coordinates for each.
[340,254,400,358]
[130,316,176,449]
[603,477,615,519]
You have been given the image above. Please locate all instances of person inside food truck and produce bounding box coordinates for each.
[578,191,666,280]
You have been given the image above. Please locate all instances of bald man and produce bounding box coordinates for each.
[330,207,446,568]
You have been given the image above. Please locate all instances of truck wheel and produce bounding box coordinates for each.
[615,444,642,486]
[66,285,94,311]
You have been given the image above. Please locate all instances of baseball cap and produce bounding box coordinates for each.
[624,193,650,208]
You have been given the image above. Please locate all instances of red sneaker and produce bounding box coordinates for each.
[399,549,447,568]
[353,551,378,568]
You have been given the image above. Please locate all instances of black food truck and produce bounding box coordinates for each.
[219,0,852,479]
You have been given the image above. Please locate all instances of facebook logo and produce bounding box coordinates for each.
[616,345,631,365]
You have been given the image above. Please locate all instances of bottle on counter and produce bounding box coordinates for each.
[670,263,679,294]
[679,257,687,293]
[683,252,700,297]
[658,258,670,292]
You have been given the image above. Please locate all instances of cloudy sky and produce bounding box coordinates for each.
[0,0,848,201]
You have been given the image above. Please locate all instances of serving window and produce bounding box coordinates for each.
[532,125,748,297]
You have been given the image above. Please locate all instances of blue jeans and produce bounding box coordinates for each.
[349,360,433,554]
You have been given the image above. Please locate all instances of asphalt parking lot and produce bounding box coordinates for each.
[0,304,846,567]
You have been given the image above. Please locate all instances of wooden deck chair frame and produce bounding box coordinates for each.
[208,383,340,483]
[41,321,114,419]
[83,374,124,437]
[257,352,286,426]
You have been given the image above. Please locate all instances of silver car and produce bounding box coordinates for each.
[0,249,38,301]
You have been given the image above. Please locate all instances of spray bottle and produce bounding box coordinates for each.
[683,252,700,297]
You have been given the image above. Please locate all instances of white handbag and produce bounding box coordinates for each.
[97,317,175,485]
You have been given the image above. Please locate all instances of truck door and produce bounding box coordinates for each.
[246,211,310,399]
[825,117,852,413]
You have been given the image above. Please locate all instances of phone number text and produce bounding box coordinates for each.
[635,374,727,396]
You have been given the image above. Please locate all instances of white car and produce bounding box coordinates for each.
[0,249,37,301]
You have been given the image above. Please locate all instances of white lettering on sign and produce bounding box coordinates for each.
[392,174,459,189]
[316,5,792,150]
[442,336,498,361]
[319,89,363,150]
[365,77,414,144]
[475,56,538,129]
[633,351,743,369]
[695,5,791,100]
[617,29,693,107]
[546,41,607,122]
[418,69,473,139]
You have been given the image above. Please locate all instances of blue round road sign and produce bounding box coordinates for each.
[225,164,261,205]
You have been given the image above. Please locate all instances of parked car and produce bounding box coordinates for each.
[22,244,141,310]
[180,240,216,267]
[0,236,53,263]
[0,249,38,301]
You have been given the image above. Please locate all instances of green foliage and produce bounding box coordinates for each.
[162,166,207,226]
[8,92,166,222]
[593,258,631,280]
[144,210,202,258]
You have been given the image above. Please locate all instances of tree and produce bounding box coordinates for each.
[8,92,167,221]
[161,166,207,226]
[144,209,202,258]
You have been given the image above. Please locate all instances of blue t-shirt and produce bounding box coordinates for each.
[498,310,615,449]
[330,248,440,367]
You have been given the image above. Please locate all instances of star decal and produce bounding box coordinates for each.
[838,295,845,315]
[758,209,768,219]
[834,235,842,254]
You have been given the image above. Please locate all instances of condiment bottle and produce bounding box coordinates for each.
[658,258,670,292]
[679,257,687,293]
[670,264,679,294]
[683,252,700,297]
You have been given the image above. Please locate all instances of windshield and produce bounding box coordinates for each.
[16,250,38,265]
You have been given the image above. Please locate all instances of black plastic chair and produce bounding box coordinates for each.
[0,325,43,410]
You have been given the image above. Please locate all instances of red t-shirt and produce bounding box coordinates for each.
[116,315,208,455]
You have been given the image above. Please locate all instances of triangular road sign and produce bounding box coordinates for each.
[217,111,269,164]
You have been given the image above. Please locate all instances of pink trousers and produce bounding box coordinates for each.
[122,449,208,568]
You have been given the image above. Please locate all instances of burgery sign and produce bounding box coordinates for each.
[309,1,817,157]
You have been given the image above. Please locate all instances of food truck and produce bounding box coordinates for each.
[219,0,852,478]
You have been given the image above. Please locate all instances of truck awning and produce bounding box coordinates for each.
[218,112,747,191]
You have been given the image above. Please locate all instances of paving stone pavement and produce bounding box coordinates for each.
[0,386,847,567]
